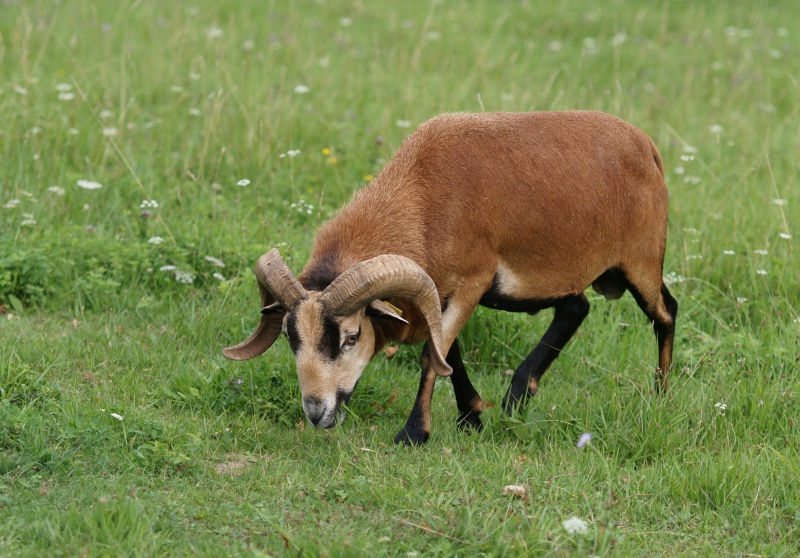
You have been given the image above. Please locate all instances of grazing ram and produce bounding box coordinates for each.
[224,111,678,445]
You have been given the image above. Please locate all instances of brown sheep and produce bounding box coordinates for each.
[224,111,678,445]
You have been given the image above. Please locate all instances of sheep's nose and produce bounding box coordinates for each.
[303,397,327,427]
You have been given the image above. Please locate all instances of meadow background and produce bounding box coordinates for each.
[1,0,798,556]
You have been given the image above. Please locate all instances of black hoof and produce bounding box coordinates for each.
[456,411,483,432]
[394,426,430,446]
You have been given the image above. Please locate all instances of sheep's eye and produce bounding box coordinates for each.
[342,333,359,350]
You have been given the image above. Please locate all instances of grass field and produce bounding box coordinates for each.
[1,0,798,556]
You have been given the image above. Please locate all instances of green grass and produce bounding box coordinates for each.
[1,0,798,556]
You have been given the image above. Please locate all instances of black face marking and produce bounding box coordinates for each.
[478,274,564,314]
[285,313,301,353]
[319,315,342,360]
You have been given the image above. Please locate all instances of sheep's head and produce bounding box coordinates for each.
[223,249,452,429]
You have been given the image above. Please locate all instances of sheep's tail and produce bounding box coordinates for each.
[650,137,664,178]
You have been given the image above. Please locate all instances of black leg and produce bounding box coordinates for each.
[447,339,484,431]
[502,294,590,415]
[628,282,678,392]
[394,343,436,445]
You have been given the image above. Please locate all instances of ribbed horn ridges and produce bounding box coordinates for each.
[254,248,307,310]
[319,255,452,377]
[222,249,306,361]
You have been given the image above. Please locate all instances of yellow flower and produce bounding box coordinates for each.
[363,174,374,181]
[322,147,331,156]
[327,157,338,165]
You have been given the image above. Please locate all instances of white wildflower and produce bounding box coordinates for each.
[715,401,727,411]
[663,272,685,286]
[213,272,226,281]
[189,108,201,116]
[170,85,184,93]
[709,124,723,134]
[236,178,250,187]
[110,412,124,421]
[77,180,103,190]
[189,72,201,80]
[395,119,411,128]
[576,432,592,448]
[294,84,310,94]
[68,128,80,135]
[99,109,113,119]
[674,166,685,175]
[683,144,698,154]
[207,27,224,39]
[680,154,695,162]
[147,237,165,245]
[611,31,628,47]
[753,249,768,255]
[242,39,255,50]
[103,127,118,137]
[204,255,225,268]
[21,218,37,226]
[48,186,65,195]
[339,17,353,27]
[159,265,177,272]
[772,198,788,206]
[736,297,747,303]
[174,270,196,284]
[723,250,735,255]
[779,233,791,239]
[4,199,21,209]
[14,85,28,95]
[756,269,768,275]
[140,199,159,209]
[279,150,301,158]
[55,83,72,92]
[58,92,75,101]
[583,37,598,55]
[548,41,562,52]
[562,516,589,535]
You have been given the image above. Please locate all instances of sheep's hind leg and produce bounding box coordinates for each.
[502,294,590,415]
[447,339,484,431]
[625,278,678,392]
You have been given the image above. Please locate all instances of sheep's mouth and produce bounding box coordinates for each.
[313,407,345,429]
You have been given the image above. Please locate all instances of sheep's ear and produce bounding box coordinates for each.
[367,300,409,324]
[261,301,285,315]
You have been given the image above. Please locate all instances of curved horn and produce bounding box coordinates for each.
[319,255,452,377]
[222,249,307,361]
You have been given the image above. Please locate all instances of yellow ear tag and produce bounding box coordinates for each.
[383,301,403,316]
